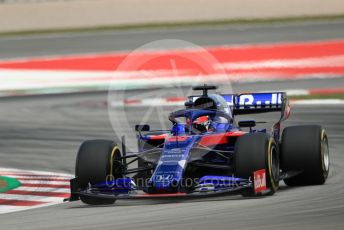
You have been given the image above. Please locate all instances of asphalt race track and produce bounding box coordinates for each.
[0,20,344,229]
[1,19,344,59]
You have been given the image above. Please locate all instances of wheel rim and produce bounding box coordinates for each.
[322,136,330,173]
[270,145,279,182]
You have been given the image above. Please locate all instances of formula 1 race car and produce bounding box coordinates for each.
[67,85,330,205]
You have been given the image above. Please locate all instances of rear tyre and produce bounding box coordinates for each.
[75,140,122,205]
[235,133,279,197]
[281,125,329,186]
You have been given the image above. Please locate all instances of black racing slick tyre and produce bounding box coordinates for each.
[75,140,122,205]
[281,125,330,186]
[235,133,279,196]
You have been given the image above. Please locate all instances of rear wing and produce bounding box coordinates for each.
[188,92,290,119]
[223,92,288,115]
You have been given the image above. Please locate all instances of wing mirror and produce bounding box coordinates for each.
[135,124,150,132]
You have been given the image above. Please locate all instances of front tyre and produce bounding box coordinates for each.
[235,133,279,196]
[75,140,122,205]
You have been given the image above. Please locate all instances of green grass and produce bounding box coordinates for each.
[290,94,344,100]
[1,14,344,37]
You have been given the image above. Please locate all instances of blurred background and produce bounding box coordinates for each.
[1,0,344,33]
[1,0,344,96]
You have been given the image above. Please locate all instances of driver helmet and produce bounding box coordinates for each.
[192,116,211,132]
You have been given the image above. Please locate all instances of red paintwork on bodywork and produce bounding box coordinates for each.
[147,131,245,146]
[167,136,189,142]
[147,134,168,140]
[198,131,245,146]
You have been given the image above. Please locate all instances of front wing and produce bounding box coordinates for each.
[66,170,272,202]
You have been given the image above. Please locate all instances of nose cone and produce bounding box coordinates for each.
[148,136,194,193]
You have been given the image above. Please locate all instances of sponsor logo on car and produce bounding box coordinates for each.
[254,169,267,193]
[154,174,174,182]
